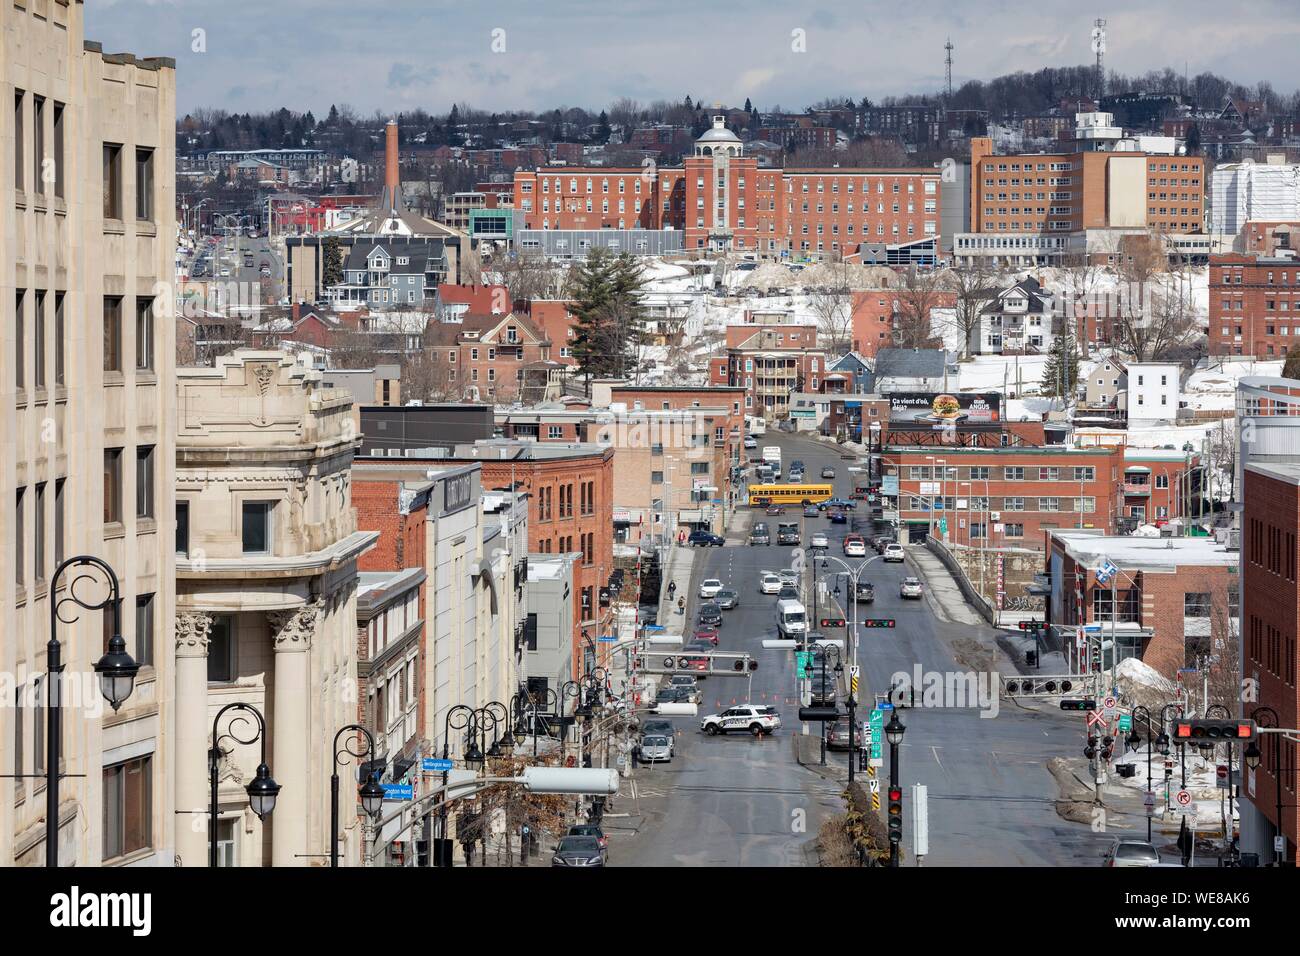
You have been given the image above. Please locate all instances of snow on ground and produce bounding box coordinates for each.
[956,354,1053,396]
[1113,743,1236,834]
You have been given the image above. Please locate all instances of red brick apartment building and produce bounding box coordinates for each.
[1208,252,1300,357]
[885,445,1123,548]
[849,289,958,356]
[1044,530,1239,679]
[1241,461,1300,863]
[1119,449,1200,527]
[526,300,580,365]
[708,324,827,418]
[968,136,1205,236]
[513,116,941,259]
[424,310,552,402]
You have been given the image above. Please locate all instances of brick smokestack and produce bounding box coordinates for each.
[385,119,399,201]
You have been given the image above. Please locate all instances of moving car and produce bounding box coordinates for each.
[688,530,725,547]
[765,505,785,516]
[807,669,837,706]
[821,466,836,479]
[777,521,800,546]
[826,498,856,510]
[855,581,875,603]
[691,627,719,646]
[777,569,800,586]
[697,602,723,627]
[698,578,724,599]
[552,835,606,867]
[639,718,674,738]
[828,510,848,525]
[743,436,758,449]
[700,705,782,736]
[810,532,830,550]
[759,573,782,595]
[872,535,894,554]
[900,577,924,599]
[714,588,739,609]
[776,598,808,639]
[883,543,906,563]
[655,685,695,706]
[567,824,609,852]
[1103,839,1161,868]
[637,733,674,763]
[843,535,867,557]
[777,584,800,601]
[803,504,820,518]
[666,675,703,704]
[749,523,770,546]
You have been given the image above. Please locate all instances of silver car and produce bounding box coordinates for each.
[900,577,924,599]
[637,733,674,763]
[1103,839,1161,867]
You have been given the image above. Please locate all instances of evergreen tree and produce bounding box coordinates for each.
[321,236,344,290]
[743,97,753,113]
[568,249,647,380]
[596,110,611,143]
[684,95,693,111]
[1041,333,1080,401]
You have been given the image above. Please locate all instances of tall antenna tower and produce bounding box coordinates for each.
[944,38,954,102]
[1091,19,1107,99]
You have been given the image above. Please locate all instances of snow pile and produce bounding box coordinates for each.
[1113,743,1235,833]
[1131,524,1161,537]
[1113,656,1179,711]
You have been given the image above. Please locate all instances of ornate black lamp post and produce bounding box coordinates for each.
[47,556,141,867]
[330,724,384,867]
[209,702,279,867]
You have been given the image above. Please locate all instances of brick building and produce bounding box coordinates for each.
[1239,461,1300,864]
[527,300,580,365]
[884,444,1123,548]
[512,116,941,261]
[1119,448,1201,529]
[1208,252,1300,357]
[850,288,958,356]
[425,311,553,402]
[708,324,827,418]
[1044,530,1239,679]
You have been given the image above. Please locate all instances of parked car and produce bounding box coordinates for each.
[637,733,674,763]
[826,717,863,751]
[883,543,906,563]
[1103,839,1161,868]
[843,535,867,557]
[639,718,674,738]
[855,581,875,603]
[829,510,848,524]
[688,530,725,547]
[700,705,782,736]
[698,578,724,599]
[714,588,739,609]
[900,577,924,599]
[698,602,723,627]
[810,532,830,550]
[821,466,836,479]
[759,573,782,595]
[871,535,893,554]
[552,835,606,867]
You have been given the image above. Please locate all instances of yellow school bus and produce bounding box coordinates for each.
[747,483,834,506]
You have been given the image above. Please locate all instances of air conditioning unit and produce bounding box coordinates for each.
[1226,528,1240,551]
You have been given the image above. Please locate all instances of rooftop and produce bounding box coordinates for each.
[1050,530,1239,570]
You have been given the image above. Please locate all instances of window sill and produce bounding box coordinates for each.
[14,585,26,607]
[136,221,157,237]
[103,218,125,235]
[135,370,157,385]
[53,197,66,216]
[103,847,155,868]
[16,390,27,408]
[136,517,157,535]
[104,522,125,541]
[14,189,27,209]
[103,371,125,387]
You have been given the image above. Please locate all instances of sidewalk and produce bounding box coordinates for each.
[906,545,984,628]
[657,544,697,625]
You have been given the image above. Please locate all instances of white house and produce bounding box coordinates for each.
[1125,362,1182,422]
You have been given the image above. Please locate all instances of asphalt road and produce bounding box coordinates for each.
[616,429,1120,867]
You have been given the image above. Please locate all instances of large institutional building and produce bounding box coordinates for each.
[1,2,176,865]
[512,116,942,260]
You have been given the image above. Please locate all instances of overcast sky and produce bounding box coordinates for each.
[87,0,1300,117]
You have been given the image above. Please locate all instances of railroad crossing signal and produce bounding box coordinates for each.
[1086,709,1107,729]
[862,619,896,629]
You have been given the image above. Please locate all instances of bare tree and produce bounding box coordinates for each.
[497,250,565,303]
[893,266,945,349]
[810,266,853,355]
[940,260,1002,358]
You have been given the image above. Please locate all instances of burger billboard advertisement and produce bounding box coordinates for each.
[887,392,1001,427]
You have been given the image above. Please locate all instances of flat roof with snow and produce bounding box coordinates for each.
[1049,530,1239,570]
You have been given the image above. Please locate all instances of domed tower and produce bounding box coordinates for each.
[691,116,743,252]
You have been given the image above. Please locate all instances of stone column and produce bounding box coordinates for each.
[174,612,212,867]
[267,602,318,867]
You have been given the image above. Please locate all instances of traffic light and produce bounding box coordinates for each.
[1101,735,1115,761]
[1005,678,1075,695]
[887,787,903,844]
[1060,698,1096,712]
[863,619,896,629]
[819,618,846,628]
[1173,718,1257,743]
[799,706,839,722]
[1084,736,1097,759]
[732,657,759,671]
[1017,620,1045,631]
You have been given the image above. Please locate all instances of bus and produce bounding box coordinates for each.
[748,483,834,506]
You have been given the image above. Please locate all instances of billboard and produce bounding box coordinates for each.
[886,392,1001,427]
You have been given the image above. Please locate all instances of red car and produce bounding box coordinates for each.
[692,627,720,646]
[765,505,785,516]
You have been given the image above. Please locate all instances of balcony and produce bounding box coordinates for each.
[1122,482,1151,496]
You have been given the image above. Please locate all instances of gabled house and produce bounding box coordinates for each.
[426,311,554,403]
[973,275,1056,355]
[325,242,448,309]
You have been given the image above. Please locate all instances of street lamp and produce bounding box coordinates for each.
[1129,705,1156,841]
[885,711,906,868]
[47,556,140,866]
[330,723,382,867]
[209,702,279,867]
[1248,706,1285,865]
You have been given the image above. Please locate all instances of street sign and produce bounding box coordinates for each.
[1118,714,1132,733]
[1102,696,1118,720]
[382,784,414,801]
[849,665,860,701]
[795,651,812,679]
[1175,789,1192,808]
[1144,791,1156,816]
[868,778,880,794]
[597,634,617,642]
[868,708,884,763]
[422,758,453,773]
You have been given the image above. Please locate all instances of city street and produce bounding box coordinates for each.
[616,430,1121,866]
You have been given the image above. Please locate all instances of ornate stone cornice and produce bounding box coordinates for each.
[175,612,213,657]
[268,600,323,652]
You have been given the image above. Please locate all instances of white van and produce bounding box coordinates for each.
[776,599,807,638]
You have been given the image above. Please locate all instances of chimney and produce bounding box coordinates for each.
[385,120,399,203]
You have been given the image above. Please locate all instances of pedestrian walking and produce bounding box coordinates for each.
[677,596,685,616]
